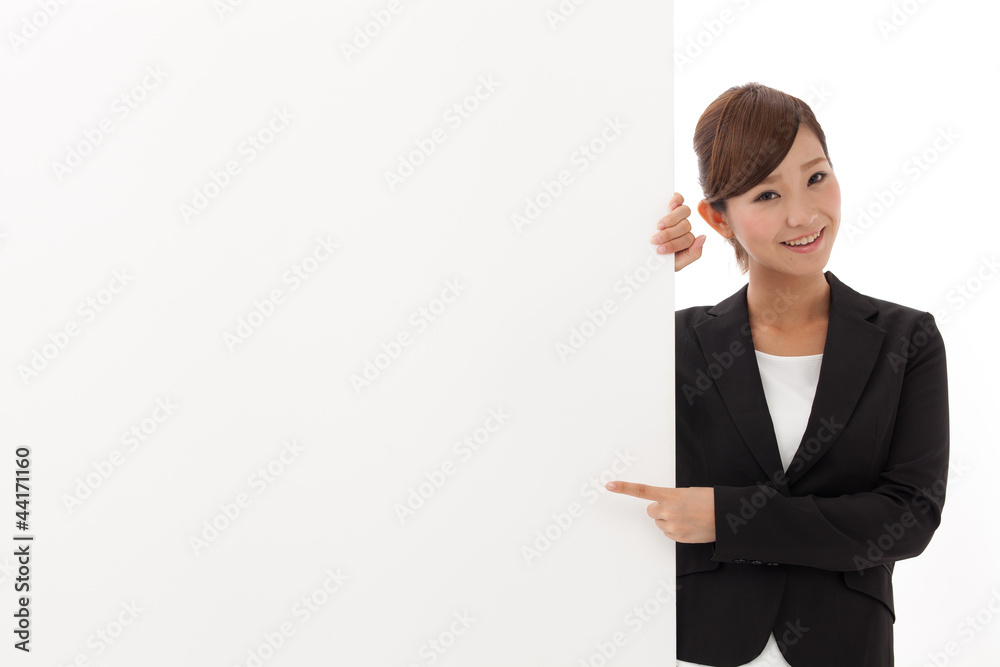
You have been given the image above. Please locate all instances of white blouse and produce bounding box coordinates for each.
[754,350,823,474]
[676,350,822,667]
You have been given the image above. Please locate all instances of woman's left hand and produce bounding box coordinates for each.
[606,481,716,543]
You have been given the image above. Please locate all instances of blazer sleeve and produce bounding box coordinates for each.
[709,312,949,572]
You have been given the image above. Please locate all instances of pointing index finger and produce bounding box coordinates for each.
[605,481,668,500]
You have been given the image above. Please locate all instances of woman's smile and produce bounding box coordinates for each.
[780,226,825,253]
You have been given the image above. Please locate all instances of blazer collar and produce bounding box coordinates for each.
[692,271,885,489]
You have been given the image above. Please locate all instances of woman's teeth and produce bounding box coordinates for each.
[782,229,821,246]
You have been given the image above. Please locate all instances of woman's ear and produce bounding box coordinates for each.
[698,199,735,239]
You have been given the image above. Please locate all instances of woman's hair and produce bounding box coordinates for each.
[694,82,832,274]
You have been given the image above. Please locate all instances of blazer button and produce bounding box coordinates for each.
[766,562,779,566]
[733,558,747,564]
[750,560,763,565]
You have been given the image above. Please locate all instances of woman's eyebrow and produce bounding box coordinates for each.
[758,156,828,186]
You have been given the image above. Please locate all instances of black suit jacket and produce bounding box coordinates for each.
[674,270,949,667]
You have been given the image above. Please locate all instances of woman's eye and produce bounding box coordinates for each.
[754,172,827,202]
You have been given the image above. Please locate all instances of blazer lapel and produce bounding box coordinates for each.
[692,271,885,491]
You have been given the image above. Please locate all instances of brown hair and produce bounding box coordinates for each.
[693,82,832,274]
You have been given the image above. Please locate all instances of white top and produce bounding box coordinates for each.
[754,350,823,473]
[677,350,822,667]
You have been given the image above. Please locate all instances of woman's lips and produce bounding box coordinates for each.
[780,227,824,253]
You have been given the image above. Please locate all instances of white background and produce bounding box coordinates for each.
[0,1,676,666]
[3,1,997,666]
[673,1,1000,665]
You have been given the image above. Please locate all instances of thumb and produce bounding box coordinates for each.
[675,235,706,271]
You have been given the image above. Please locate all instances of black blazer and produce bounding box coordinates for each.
[674,270,949,667]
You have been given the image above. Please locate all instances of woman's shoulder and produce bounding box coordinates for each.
[674,303,715,324]
[673,304,723,342]
[673,281,748,328]
[828,272,938,332]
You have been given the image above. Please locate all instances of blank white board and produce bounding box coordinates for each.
[0,1,675,664]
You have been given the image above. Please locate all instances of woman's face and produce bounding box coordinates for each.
[708,126,841,280]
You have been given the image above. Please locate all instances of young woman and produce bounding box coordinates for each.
[606,83,950,666]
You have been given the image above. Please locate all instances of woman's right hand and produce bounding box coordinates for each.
[652,192,705,271]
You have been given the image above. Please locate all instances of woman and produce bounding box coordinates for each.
[606,83,949,666]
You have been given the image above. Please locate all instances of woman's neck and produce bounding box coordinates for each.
[745,269,831,330]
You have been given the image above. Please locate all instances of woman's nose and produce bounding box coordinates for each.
[786,193,819,228]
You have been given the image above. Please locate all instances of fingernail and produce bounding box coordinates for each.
[606,482,616,490]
